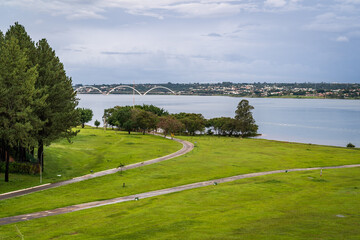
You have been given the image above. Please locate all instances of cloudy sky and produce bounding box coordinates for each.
[0,0,359,84]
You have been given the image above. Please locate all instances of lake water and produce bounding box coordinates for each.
[78,94,360,147]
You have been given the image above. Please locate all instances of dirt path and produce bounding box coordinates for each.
[0,136,194,201]
[1,164,359,226]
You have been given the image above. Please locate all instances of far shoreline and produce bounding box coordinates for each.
[76,92,360,100]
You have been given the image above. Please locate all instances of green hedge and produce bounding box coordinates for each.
[0,161,39,175]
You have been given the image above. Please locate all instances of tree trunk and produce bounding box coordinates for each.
[38,139,44,172]
[30,147,34,157]
[82,123,85,128]
[0,141,4,162]
[5,145,9,182]
[128,130,131,134]
[22,147,26,162]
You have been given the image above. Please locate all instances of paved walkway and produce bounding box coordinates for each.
[0,136,194,201]
[1,164,359,226]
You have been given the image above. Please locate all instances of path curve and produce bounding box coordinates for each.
[0,136,193,201]
[0,164,359,225]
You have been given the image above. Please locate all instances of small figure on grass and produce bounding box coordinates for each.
[118,163,125,175]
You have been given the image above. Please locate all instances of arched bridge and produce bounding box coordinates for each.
[143,86,176,95]
[75,85,176,96]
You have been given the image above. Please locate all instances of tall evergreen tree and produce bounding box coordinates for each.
[0,37,39,181]
[35,39,79,170]
[4,22,37,66]
[4,23,43,163]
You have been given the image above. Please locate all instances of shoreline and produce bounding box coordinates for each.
[76,93,360,100]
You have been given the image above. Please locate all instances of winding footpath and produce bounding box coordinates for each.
[0,136,194,201]
[1,163,359,226]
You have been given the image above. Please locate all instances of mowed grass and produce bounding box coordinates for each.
[0,135,359,218]
[0,168,359,239]
[0,127,182,194]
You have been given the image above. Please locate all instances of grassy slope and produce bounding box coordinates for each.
[0,127,182,194]
[0,136,359,218]
[0,168,359,239]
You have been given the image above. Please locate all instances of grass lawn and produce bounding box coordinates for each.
[0,135,359,218]
[0,127,182,194]
[0,168,359,239]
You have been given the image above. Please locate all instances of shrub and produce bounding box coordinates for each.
[347,143,355,148]
[0,162,39,175]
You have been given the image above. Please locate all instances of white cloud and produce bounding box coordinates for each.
[336,0,360,4]
[0,0,260,19]
[336,36,349,42]
[264,0,287,8]
[305,12,360,32]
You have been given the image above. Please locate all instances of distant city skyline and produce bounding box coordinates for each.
[1,0,359,84]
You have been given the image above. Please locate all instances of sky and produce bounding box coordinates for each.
[0,0,359,84]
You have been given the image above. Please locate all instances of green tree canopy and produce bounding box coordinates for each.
[35,39,79,169]
[173,113,206,135]
[0,23,79,180]
[78,108,93,128]
[157,116,184,137]
[94,120,100,128]
[234,100,258,137]
[0,36,40,181]
[134,104,169,116]
[5,22,37,66]
[132,108,158,134]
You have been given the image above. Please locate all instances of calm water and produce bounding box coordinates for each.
[78,94,360,147]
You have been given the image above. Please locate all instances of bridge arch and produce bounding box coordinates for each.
[75,86,105,94]
[143,86,176,95]
[106,85,142,96]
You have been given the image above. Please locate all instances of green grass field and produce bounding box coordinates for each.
[0,127,182,194]
[0,167,359,239]
[0,134,359,219]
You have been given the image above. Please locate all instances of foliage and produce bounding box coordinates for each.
[0,161,39,175]
[35,38,79,171]
[105,106,159,134]
[78,108,93,128]
[347,143,355,148]
[208,117,240,136]
[94,120,100,128]
[135,104,169,116]
[235,99,258,137]
[106,106,134,133]
[157,116,184,137]
[0,35,40,181]
[0,23,79,181]
[132,108,158,134]
[173,112,206,135]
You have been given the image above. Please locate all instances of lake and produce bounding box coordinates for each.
[78,94,360,147]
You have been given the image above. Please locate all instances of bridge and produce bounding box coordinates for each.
[74,85,176,96]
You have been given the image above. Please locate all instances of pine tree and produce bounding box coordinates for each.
[5,22,37,66]
[4,23,45,169]
[35,39,79,170]
[0,37,39,182]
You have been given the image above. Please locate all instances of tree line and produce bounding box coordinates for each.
[104,100,258,138]
[0,23,79,182]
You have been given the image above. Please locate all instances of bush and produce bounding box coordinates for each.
[0,162,39,175]
[347,143,355,148]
